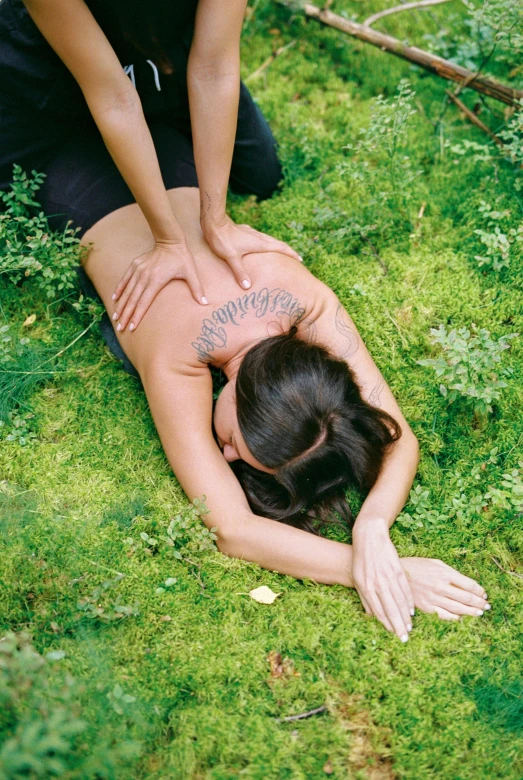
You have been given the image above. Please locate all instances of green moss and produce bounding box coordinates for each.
[1,0,522,776]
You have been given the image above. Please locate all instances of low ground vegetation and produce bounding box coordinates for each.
[1,0,522,777]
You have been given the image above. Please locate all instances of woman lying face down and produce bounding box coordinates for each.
[81,186,490,643]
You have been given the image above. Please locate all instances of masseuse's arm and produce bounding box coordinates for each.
[187,0,301,288]
[308,287,420,637]
[23,0,206,312]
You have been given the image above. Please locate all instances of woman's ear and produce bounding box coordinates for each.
[223,443,241,462]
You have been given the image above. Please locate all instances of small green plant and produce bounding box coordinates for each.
[418,324,517,415]
[338,80,421,238]
[0,632,141,777]
[0,165,85,298]
[0,324,31,366]
[486,462,523,513]
[462,0,523,66]
[160,497,218,558]
[76,574,139,623]
[397,485,448,529]
[0,413,37,446]
[473,201,522,270]
[106,684,136,716]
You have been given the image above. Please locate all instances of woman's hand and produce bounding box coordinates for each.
[401,557,490,620]
[112,240,207,332]
[203,217,302,290]
[352,518,415,642]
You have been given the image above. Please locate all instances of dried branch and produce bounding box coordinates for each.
[446,90,505,146]
[364,0,453,28]
[245,40,297,83]
[275,705,328,723]
[301,4,523,106]
[491,556,523,582]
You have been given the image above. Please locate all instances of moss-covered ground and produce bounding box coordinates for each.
[1,0,522,777]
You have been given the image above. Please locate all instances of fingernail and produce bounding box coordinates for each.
[242,280,251,289]
[483,593,488,600]
[407,623,412,632]
[129,323,135,332]
[484,603,491,610]
[298,255,304,262]
[400,634,409,643]
[201,296,209,305]
[112,312,118,321]
[117,323,122,332]
[410,608,415,616]
[112,293,116,301]
[476,609,484,616]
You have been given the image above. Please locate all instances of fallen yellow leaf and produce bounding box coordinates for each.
[249,585,280,605]
[23,314,36,327]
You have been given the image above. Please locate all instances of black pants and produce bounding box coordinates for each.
[0,0,282,236]
[0,80,283,238]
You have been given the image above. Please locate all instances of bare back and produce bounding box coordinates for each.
[82,188,325,377]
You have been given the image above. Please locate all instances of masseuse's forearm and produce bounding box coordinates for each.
[87,93,183,241]
[220,512,354,588]
[187,58,240,225]
[353,431,420,533]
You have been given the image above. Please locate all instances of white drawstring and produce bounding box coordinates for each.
[123,64,136,88]
[146,59,162,92]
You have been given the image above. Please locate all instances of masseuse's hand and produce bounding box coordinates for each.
[203,216,302,290]
[352,517,415,642]
[112,240,207,332]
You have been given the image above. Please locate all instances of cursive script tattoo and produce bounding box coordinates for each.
[334,304,359,359]
[192,287,306,363]
[368,375,385,408]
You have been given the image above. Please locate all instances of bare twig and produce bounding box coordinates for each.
[491,556,523,581]
[359,234,388,274]
[446,90,505,146]
[275,705,328,723]
[183,557,209,596]
[364,0,453,28]
[245,40,296,83]
[300,4,523,106]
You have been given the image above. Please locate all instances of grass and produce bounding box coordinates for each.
[1,0,522,777]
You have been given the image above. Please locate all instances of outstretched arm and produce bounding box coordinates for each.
[306,286,420,639]
[141,361,354,585]
[141,360,488,631]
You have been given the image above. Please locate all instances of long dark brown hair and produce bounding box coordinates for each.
[231,328,401,533]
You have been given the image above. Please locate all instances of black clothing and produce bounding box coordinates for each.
[0,0,282,374]
[0,0,283,236]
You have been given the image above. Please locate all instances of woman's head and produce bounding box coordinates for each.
[215,328,401,531]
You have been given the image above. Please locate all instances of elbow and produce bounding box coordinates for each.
[188,51,240,83]
[88,83,141,118]
[214,522,245,559]
[405,428,420,468]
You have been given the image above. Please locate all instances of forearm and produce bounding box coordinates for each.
[353,431,420,533]
[220,513,354,588]
[88,93,184,242]
[187,57,240,226]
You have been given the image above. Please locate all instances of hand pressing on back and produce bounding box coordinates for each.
[112,239,208,332]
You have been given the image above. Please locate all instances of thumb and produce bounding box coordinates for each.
[185,264,208,306]
[225,253,251,290]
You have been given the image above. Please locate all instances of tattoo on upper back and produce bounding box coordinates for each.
[191,287,308,363]
[334,304,359,359]
[368,375,385,408]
